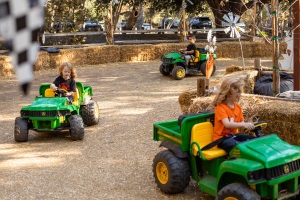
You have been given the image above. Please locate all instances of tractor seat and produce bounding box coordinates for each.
[72,88,79,106]
[189,49,200,63]
[44,88,55,97]
[191,122,227,160]
[44,87,79,106]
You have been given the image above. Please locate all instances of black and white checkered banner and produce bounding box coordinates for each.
[0,0,44,95]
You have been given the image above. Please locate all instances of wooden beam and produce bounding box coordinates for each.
[197,78,209,97]
[294,0,300,90]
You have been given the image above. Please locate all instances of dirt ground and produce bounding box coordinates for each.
[0,58,272,200]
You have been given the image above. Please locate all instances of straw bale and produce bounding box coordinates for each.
[0,56,13,76]
[188,96,215,113]
[85,46,120,65]
[179,69,258,113]
[225,65,272,74]
[34,52,50,71]
[178,90,198,114]
[119,44,155,62]
[58,48,88,66]
[0,41,286,77]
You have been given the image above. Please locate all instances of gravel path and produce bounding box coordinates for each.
[0,58,272,200]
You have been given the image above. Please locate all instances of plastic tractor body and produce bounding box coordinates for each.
[152,112,300,199]
[159,48,217,80]
[14,82,99,142]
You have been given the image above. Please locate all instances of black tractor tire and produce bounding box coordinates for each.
[14,117,29,142]
[200,61,216,77]
[159,65,170,76]
[172,65,186,80]
[81,100,100,126]
[152,150,190,194]
[69,115,84,141]
[217,183,261,200]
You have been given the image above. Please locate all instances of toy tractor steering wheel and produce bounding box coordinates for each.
[245,121,267,137]
[55,88,68,97]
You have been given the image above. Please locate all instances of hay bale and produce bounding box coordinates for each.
[178,90,198,114]
[34,52,50,71]
[178,69,258,113]
[0,56,13,76]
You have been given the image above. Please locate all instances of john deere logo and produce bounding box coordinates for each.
[283,165,290,174]
[41,112,46,116]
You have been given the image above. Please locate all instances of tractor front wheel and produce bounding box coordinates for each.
[217,183,260,200]
[152,150,190,194]
[14,117,29,142]
[159,65,170,76]
[81,100,100,126]
[172,66,185,80]
[69,115,84,141]
[200,61,216,77]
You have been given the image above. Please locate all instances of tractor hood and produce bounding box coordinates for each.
[162,52,183,63]
[164,52,182,58]
[231,134,300,168]
[28,97,68,109]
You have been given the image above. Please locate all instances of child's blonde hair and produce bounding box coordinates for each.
[59,62,76,78]
[212,77,243,107]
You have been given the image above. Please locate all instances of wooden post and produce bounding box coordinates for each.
[294,0,300,90]
[271,0,280,96]
[197,78,209,97]
[254,58,261,78]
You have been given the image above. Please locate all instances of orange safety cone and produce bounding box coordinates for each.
[206,54,214,79]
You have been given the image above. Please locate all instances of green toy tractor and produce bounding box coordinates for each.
[14,82,99,142]
[159,48,217,80]
[152,112,300,199]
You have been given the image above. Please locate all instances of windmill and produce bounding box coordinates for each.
[221,12,246,69]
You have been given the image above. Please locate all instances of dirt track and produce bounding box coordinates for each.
[0,58,272,200]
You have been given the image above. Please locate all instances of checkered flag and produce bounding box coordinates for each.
[0,0,44,95]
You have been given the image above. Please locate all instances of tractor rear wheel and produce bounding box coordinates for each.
[200,61,216,77]
[172,66,185,80]
[69,115,84,140]
[152,150,190,194]
[14,117,29,142]
[81,100,100,126]
[217,183,260,200]
[159,65,170,76]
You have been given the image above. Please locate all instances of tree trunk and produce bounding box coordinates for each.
[125,7,140,30]
[179,7,186,42]
[105,18,114,45]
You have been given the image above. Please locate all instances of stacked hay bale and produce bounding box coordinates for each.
[178,69,258,113]
[0,56,13,76]
[187,94,300,146]
[119,44,154,62]
[34,51,51,71]
[0,41,285,78]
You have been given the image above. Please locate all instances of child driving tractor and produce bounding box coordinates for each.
[50,62,77,103]
[179,35,197,66]
[212,77,255,152]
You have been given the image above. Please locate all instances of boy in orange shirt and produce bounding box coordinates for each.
[212,77,255,152]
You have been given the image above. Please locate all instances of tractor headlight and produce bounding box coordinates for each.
[181,56,185,60]
[248,169,265,182]
[20,110,29,117]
